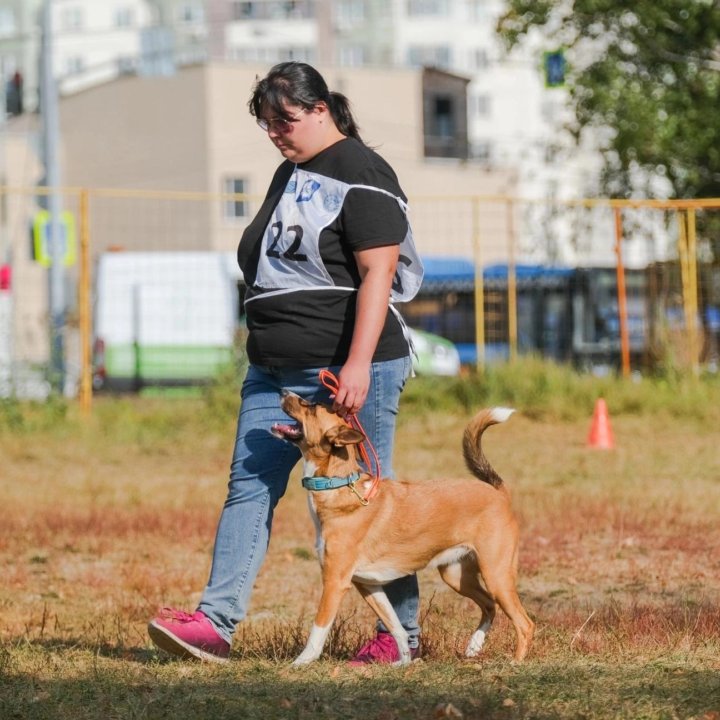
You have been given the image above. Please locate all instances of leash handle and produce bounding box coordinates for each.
[318,369,381,502]
[318,368,340,396]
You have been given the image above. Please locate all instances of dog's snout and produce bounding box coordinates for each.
[281,389,305,403]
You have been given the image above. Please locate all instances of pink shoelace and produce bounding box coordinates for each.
[158,607,201,623]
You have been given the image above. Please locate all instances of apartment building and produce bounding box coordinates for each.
[0,0,637,267]
[0,0,206,104]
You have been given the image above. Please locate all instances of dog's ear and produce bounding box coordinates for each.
[323,425,365,448]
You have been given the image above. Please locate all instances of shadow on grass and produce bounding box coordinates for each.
[2,641,720,720]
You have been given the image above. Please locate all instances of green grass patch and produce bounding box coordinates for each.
[3,358,720,441]
[402,358,720,423]
[1,646,718,720]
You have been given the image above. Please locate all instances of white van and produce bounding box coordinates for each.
[93,251,242,390]
[93,251,459,391]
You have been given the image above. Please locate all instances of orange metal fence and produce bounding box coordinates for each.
[0,187,718,413]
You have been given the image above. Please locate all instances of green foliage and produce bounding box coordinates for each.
[2,358,719,440]
[497,0,720,207]
[199,354,246,428]
[197,331,249,427]
[402,357,720,422]
[0,394,68,434]
[0,398,24,431]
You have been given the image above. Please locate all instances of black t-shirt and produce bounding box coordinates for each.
[237,137,410,367]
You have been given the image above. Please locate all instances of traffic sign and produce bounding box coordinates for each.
[543,49,566,88]
[32,210,77,267]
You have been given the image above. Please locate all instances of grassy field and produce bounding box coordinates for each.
[1,364,719,719]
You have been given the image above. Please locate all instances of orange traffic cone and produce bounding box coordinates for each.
[587,398,614,450]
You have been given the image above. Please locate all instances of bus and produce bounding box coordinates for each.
[401,256,650,371]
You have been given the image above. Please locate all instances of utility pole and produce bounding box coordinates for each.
[40,0,65,393]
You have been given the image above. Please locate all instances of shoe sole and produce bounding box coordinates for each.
[147,621,230,664]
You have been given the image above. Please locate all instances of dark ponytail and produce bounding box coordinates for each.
[326,91,362,142]
[249,62,363,143]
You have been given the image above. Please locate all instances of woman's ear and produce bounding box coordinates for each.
[312,102,329,118]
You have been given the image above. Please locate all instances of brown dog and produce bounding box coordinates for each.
[271,391,534,666]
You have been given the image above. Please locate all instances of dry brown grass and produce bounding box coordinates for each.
[2,403,719,658]
[1,395,719,718]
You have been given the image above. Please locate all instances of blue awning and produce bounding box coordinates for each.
[419,256,573,292]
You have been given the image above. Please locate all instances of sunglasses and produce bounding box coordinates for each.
[256,108,307,134]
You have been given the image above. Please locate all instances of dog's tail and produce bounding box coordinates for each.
[462,407,514,488]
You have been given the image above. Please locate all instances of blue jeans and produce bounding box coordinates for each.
[198,356,420,646]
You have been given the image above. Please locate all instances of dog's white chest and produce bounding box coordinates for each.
[306,494,325,564]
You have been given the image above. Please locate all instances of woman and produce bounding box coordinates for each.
[148,61,424,665]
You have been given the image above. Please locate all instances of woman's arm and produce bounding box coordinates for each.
[332,244,400,416]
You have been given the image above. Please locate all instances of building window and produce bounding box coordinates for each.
[407,45,451,69]
[0,8,16,38]
[232,1,254,19]
[232,1,313,21]
[278,46,314,62]
[468,0,489,22]
[65,56,85,75]
[177,3,204,24]
[472,93,491,118]
[471,141,492,162]
[433,96,454,138]
[336,0,366,27]
[407,0,450,16]
[339,45,366,67]
[114,7,135,27]
[117,56,135,74]
[472,48,489,70]
[231,45,315,63]
[60,6,85,31]
[223,178,248,219]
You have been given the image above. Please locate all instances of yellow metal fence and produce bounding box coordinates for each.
[0,187,718,412]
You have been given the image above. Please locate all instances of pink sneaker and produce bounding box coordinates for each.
[148,608,230,663]
[348,632,420,666]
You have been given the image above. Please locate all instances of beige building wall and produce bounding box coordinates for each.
[57,62,514,262]
[2,118,50,366]
[204,63,283,253]
[62,67,211,191]
[60,67,215,256]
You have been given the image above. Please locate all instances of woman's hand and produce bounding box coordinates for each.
[332,244,399,416]
[332,358,371,416]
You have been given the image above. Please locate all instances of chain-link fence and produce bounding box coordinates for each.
[1,187,717,408]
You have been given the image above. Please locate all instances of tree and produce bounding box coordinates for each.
[497,0,720,200]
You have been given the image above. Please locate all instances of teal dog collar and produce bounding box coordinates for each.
[302,471,361,492]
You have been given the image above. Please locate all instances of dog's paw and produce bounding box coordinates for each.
[465,628,488,657]
[291,653,317,667]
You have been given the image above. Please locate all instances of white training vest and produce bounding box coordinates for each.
[244,165,424,306]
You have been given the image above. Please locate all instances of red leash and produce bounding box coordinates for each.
[318,369,381,503]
